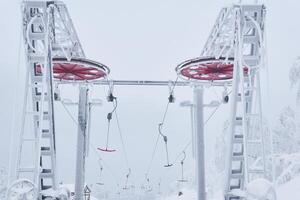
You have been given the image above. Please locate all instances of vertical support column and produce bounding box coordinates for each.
[85,103,92,157]
[190,104,197,185]
[190,105,196,159]
[75,86,89,200]
[193,86,206,200]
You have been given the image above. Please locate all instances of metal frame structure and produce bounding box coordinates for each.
[8,1,269,200]
[175,3,268,200]
[199,4,268,200]
[10,1,107,199]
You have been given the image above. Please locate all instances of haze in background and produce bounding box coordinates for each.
[0,0,300,195]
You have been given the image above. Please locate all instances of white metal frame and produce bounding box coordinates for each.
[12,1,87,198]
[200,4,268,200]
[10,2,268,200]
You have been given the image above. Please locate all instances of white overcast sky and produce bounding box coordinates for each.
[1,0,300,195]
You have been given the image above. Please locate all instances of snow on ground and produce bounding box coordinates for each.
[1,176,300,199]
[277,174,300,200]
[157,188,222,200]
[158,188,196,200]
[157,175,300,200]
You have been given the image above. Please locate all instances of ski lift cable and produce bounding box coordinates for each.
[158,77,179,168]
[114,109,130,170]
[204,100,222,125]
[145,132,160,176]
[180,151,186,164]
[158,100,226,184]
[159,99,225,183]
[170,141,192,168]
[96,159,104,185]
[104,119,112,150]
[158,123,172,167]
[61,102,78,124]
[170,96,224,166]
[123,168,131,190]
[178,151,187,183]
[60,102,120,186]
[90,142,120,186]
[161,76,179,124]
[166,88,232,170]
[96,80,133,185]
[100,79,133,186]
[145,76,179,175]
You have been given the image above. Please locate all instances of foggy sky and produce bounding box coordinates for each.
[1,0,300,196]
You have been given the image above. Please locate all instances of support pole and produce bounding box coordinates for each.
[190,105,196,159]
[75,86,89,200]
[193,86,206,200]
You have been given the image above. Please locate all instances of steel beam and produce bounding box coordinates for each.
[194,86,206,200]
[74,86,89,200]
[58,80,230,87]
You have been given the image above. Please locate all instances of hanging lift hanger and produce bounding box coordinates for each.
[123,168,131,190]
[96,162,104,186]
[177,151,187,197]
[158,123,173,167]
[144,174,153,192]
[98,90,117,153]
[157,178,162,195]
[177,151,188,183]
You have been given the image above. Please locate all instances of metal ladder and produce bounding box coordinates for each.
[225,5,267,200]
[14,1,86,195]
[16,1,58,193]
[200,4,267,200]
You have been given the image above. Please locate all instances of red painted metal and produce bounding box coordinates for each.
[176,57,248,81]
[97,148,116,153]
[52,63,105,81]
[36,57,109,81]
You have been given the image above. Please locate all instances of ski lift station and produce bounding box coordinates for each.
[4,0,281,200]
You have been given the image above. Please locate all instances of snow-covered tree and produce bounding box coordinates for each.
[214,120,229,174]
[289,57,300,104]
[273,107,300,154]
[289,57,300,148]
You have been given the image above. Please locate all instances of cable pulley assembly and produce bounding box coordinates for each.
[158,123,173,168]
[98,91,117,153]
